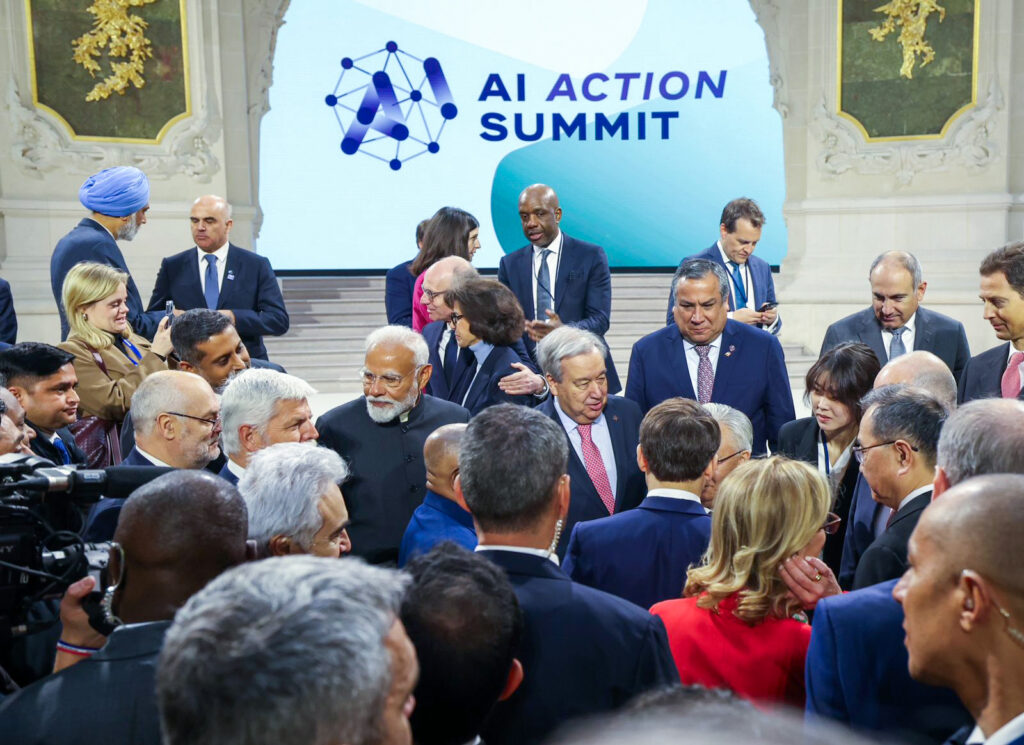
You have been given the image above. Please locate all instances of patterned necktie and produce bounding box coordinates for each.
[729,261,747,308]
[536,248,553,321]
[695,344,714,404]
[52,436,71,465]
[578,423,615,514]
[1002,351,1024,399]
[888,326,907,360]
[204,254,219,310]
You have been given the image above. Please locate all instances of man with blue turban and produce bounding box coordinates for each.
[50,166,160,340]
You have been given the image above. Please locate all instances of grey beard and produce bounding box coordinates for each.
[118,213,140,241]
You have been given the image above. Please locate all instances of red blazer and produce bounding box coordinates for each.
[650,592,811,708]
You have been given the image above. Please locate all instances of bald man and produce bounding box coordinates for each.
[895,474,1024,745]
[498,184,621,393]
[0,470,253,744]
[147,194,289,360]
[398,423,476,566]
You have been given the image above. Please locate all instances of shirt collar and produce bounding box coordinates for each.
[475,544,560,565]
[197,242,229,263]
[717,240,742,268]
[553,397,605,433]
[135,446,174,468]
[897,484,932,512]
[884,311,917,335]
[969,711,1024,745]
[532,230,562,255]
[226,458,246,480]
[646,488,703,504]
[684,335,722,353]
[423,490,475,528]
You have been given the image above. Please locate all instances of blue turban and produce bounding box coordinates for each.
[78,166,150,217]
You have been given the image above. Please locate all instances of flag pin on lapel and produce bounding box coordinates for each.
[226,271,236,281]
[725,345,735,357]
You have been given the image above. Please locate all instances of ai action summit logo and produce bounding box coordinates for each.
[325,41,457,171]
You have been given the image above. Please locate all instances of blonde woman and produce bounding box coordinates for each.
[650,457,834,708]
[60,262,172,426]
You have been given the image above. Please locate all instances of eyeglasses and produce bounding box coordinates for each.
[717,450,747,466]
[360,368,417,390]
[852,440,919,464]
[822,512,842,535]
[448,311,464,326]
[165,411,219,428]
[421,287,443,302]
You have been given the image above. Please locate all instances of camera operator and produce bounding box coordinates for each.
[0,470,253,744]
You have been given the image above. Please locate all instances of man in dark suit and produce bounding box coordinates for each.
[563,398,715,609]
[458,404,677,745]
[497,184,620,393]
[384,219,428,327]
[534,327,646,557]
[0,277,16,345]
[50,166,160,340]
[316,326,469,565]
[0,471,252,745]
[852,385,945,590]
[959,242,1024,404]
[146,195,289,360]
[665,197,780,333]
[628,258,794,455]
[821,251,970,382]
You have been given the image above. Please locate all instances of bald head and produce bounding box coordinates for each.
[132,370,222,469]
[424,423,467,500]
[874,351,956,411]
[422,256,478,323]
[518,184,562,248]
[190,194,232,253]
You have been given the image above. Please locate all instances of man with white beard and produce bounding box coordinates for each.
[316,325,469,565]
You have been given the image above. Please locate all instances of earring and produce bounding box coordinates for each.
[83,313,88,321]
[547,518,564,556]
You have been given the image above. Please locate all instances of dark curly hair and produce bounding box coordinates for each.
[444,278,524,347]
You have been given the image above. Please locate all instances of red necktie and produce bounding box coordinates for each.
[578,423,615,515]
[1002,352,1024,399]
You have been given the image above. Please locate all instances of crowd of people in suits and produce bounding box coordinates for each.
[0,164,1023,745]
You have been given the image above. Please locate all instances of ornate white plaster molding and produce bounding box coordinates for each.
[749,0,789,119]
[811,75,1004,186]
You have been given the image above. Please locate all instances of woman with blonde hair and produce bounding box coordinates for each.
[650,456,834,708]
[60,262,172,463]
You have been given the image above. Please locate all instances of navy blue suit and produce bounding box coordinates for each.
[666,243,780,333]
[147,244,289,360]
[397,490,477,567]
[0,278,16,344]
[497,233,620,393]
[625,321,795,455]
[958,342,1024,404]
[563,495,710,609]
[805,580,970,743]
[839,473,877,590]
[51,218,160,340]
[219,462,240,485]
[538,396,646,558]
[81,448,167,541]
[479,549,678,745]
[385,259,416,327]
[422,320,537,402]
[455,345,535,416]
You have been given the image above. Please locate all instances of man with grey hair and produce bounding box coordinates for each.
[157,556,417,745]
[536,326,645,557]
[821,250,970,381]
[218,367,318,485]
[627,257,794,454]
[317,325,468,565]
[699,402,752,510]
[240,442,352,558]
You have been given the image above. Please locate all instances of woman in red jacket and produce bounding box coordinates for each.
[651,457,834,708]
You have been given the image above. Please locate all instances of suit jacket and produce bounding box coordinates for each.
[146,244,289,360]
[316,394,470,565]
[0,621,170,745]
[839,472,879,590]
[422,320,538,401]
[806,580,970,744]
[81,447,164,541]
[497,233,620,393]
[219,461,240,485]
[479,550,677,745]
[538,396,646,558]
[821,306,970,383]
[397,490,477,567]
[958,342,1024,404]
[563,495,711,609]
[0,277,16,345]
[853,492,931,590]
[50,218,160,340]
[456,345,535,416]
[625,321,795,454]
[59,333,167,423]
[385,259,416,327]
[28,424,87,466]
[666,243,780,333]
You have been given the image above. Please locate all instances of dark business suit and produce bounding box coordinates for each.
[147,244,289,360]
[821,307,970,383]
[455,345,534,416]
[625,321,795,454]
[0,621,170,745]
[563,495,710,609]
[28,424,87,466]
[0,278,16,344]
[776,417,861,577]
[806,580,970,744]
[666,243,780,333]
[839,473,880,590]
[497,233,620,393]
[538,396,646,558]
[385,259,416,327]
[479,549,678,745]
[219,461,240,485]
[50,218,160,340]
[853,492,931,590]
[81,447,161,541]
[958,342,1024,404]
[422,320,538,401]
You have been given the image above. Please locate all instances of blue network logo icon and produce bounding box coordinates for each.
[325,41,457,171]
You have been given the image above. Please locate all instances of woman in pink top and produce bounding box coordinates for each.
[651,457,834,708]
[411,206,480,331]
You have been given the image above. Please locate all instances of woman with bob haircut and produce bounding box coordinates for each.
[444,277,532,415]
[776,342,879,577]
[651,457,832,708]
[410,206,480,331]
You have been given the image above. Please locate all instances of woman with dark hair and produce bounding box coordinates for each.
[776,341,880,577]
[444,277,532,415]
[411,206,480,331]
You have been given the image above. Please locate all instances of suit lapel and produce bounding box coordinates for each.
[217,245,240,310]
[462,349,499,411]
[606,406,632,509]
[512,249,536,321]
[552,234,572,316]
[913,308,933,353]
[857,312,889,363]
[710,323,740,401]
[668,330,697,399]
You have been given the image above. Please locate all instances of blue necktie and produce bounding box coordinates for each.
[536,249,553,321]
[53,436,71,465]
[204,254,219,310]
[729,261,747,309]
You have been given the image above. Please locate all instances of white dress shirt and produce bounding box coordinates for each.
[646,487,702,504]
[683,335,722,398]
[531,230,562,316]
[197,242,229,295]
[967,711,1024,745]
[553,401,618,493]
[134,446,174,468]
[475,544,560,566]
[225,458,246,481]
[882,312,917,361]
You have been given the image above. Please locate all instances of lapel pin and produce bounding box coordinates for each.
[226,271,236,281]
[725,345,735,357]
